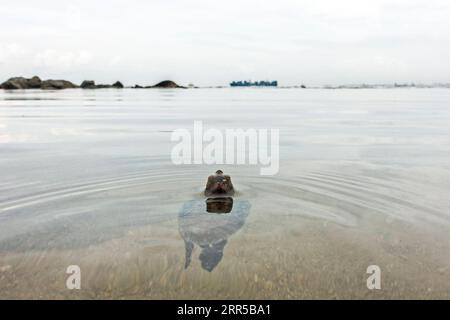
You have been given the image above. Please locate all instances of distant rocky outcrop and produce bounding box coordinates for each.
[0,76,188,90]
[80,80,96,89]
[1,76,42,89]
[112,81,123,88]
[148,80,186,88]
[0,76,78,90]
[80,80,123,89]
[132,81,185,88]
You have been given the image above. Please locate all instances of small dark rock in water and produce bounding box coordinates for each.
[1,76,42,89]
[149,80,186,88]
[81,80,123,89]
[80,80,96,89]
[133,84,143,89]
[204,170,235,197]
[40,79,78,90]
[112,81,123,88]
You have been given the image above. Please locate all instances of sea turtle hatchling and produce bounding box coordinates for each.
[178,171,250,272]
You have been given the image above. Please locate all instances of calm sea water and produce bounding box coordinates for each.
[0,88,449,299]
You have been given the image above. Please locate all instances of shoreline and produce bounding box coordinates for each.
[2,76,450,90]
[1,86,450,91]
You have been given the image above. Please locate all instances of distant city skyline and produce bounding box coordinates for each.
[1,0,450,86]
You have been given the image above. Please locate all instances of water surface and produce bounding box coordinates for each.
[0,88,449,299]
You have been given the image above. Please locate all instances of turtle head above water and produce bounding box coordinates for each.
[204,170,235,197]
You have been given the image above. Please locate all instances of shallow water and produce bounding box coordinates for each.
[0,88,449,299]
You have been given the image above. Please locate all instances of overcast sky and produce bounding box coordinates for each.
[1,0,450,86]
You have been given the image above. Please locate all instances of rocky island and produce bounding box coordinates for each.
[0,76,186,90]
[133,80,186,89]
[80,80,124,89]
[150,80,186,88]
[0,76,78,90]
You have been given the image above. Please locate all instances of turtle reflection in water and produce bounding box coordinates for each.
[178,171,250,272]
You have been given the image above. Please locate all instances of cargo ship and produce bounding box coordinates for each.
[230,80,278,87]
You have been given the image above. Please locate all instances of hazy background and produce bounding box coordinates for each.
[1,0,450,86]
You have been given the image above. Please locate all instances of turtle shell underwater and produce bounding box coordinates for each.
[178,170,251,272]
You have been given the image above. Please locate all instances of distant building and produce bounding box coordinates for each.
[230,80,278,87]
